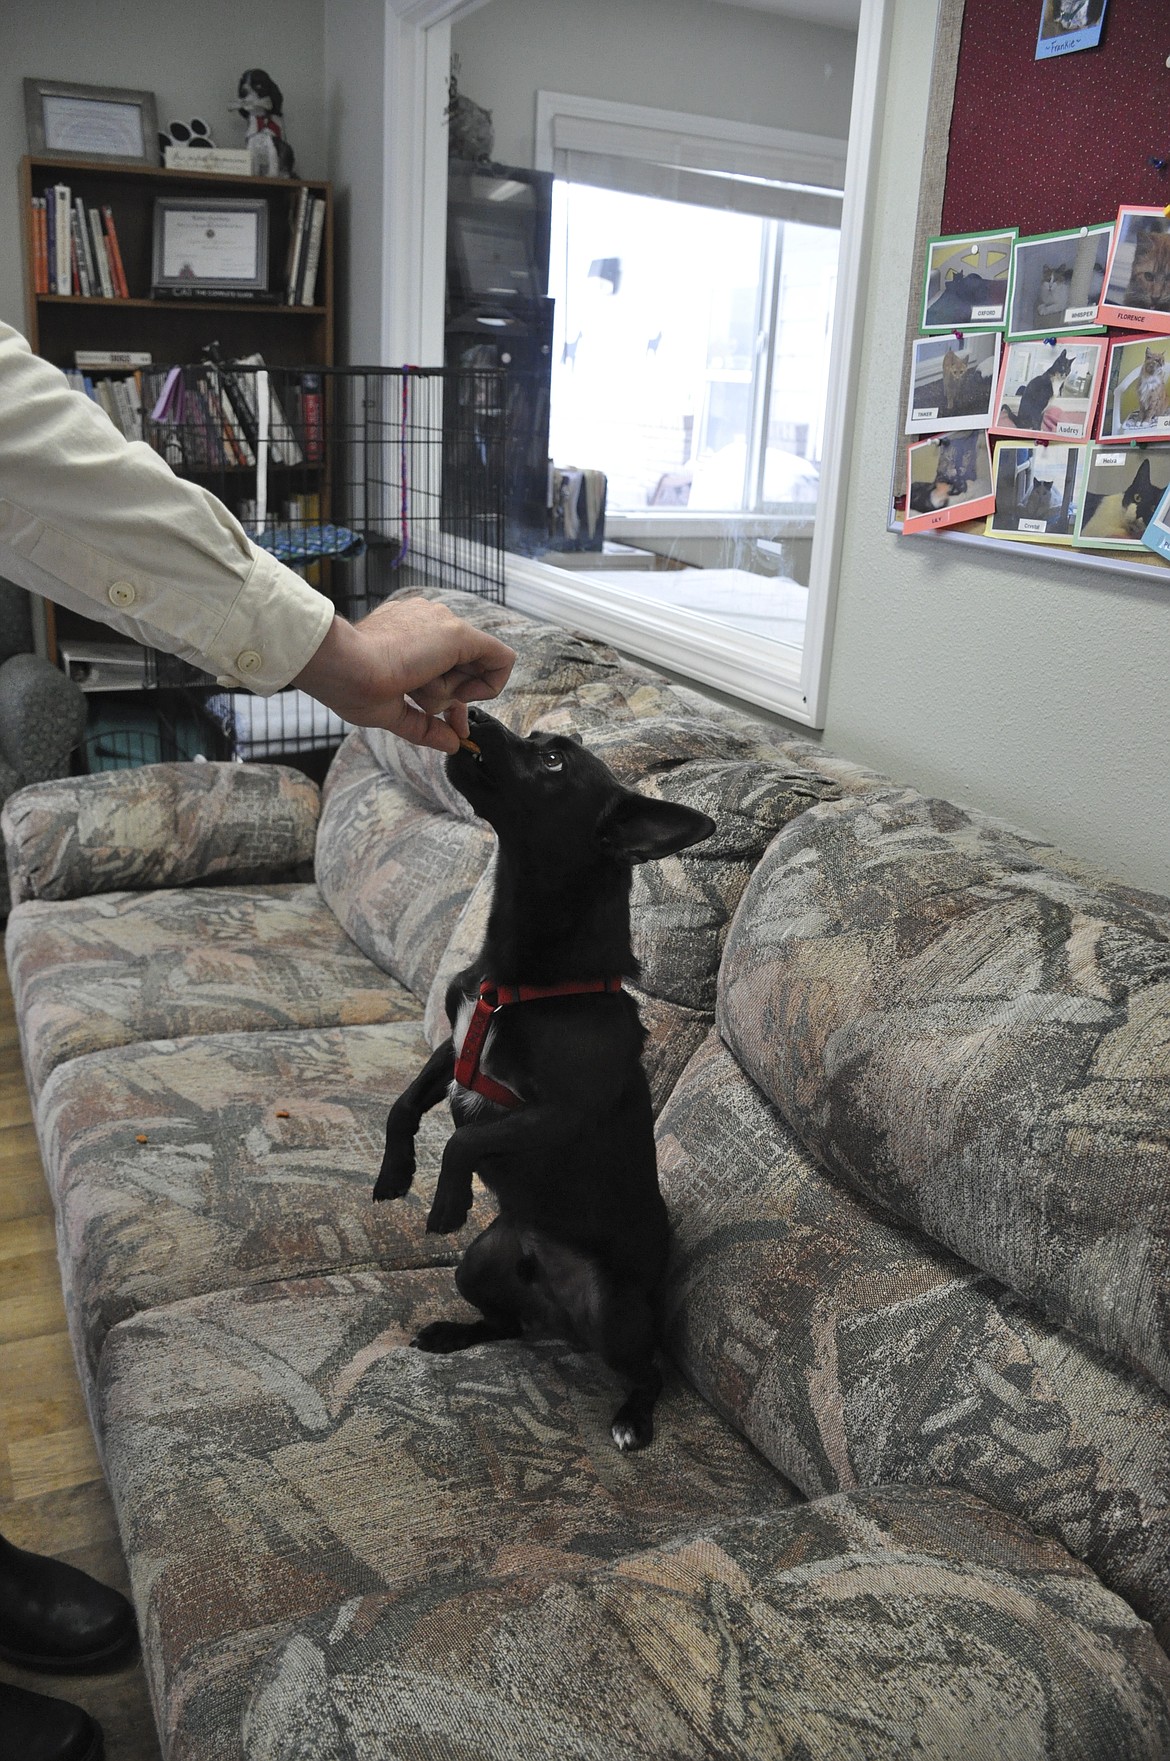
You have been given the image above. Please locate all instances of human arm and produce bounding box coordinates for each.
[0,323,515,744]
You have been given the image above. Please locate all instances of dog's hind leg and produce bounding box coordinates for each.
[595,1282,663,1453]
[412,1219,527,1353]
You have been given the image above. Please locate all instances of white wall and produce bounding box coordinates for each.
[1,0,328,332]
[450,0,857,169]
[819,0,1170,895]
[322,0,385,365]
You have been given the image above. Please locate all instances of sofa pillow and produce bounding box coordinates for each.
[315,731,493,1004]
[718,787,1170,1394]
[3,761,318,903]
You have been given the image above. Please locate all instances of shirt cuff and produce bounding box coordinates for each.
[208,546,336,695]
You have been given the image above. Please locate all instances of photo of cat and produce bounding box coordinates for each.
[1099,208,1170,335]
[903,430,995,534]
[1074,445,1170,549]
[986,442,1086,543]
[921,229,1016,333]
[906,331,1001,435]
[1100,338,1170,442]
[1008,225,1111,338]
[1035,0,1107,59]
[991,336,1107,441]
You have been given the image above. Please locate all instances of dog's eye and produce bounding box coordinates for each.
[541,749,565,772]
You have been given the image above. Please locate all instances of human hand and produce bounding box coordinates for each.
[292,595,515,751]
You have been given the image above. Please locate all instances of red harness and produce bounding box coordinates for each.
[453,976,624,1109]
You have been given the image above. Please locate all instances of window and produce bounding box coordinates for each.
[549,181,839,516]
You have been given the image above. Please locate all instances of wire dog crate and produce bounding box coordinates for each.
[99,361,508,771]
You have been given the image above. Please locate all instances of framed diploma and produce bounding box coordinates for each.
[25,78,159,166]
[151,197,270,297]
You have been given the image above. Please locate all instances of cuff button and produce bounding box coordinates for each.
[236,650,263,675]
[108,581,137,607]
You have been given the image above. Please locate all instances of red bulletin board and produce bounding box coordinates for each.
[942,0,1170,239]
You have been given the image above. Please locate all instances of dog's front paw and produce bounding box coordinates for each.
[425,1187,472,1234]
[373,1142,415,1202]
[412,1319,477,1354]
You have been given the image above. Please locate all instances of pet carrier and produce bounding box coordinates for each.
[133,359,507,768]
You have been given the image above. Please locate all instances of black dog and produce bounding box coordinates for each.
[374,707,714,1450]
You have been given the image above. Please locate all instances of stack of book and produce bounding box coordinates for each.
[31,186,130,298]
[65,353,158,443]
[285,188,327,306]
[147,356,305,470]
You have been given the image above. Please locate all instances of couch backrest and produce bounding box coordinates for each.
[717,785,1170,1396]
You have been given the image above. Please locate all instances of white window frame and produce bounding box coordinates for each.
[384,0,891,728]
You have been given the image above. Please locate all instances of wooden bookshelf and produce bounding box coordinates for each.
[19,154,333,661]
[20,154,333,369]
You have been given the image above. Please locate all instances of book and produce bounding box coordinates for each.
[286,186,309,305]
[74,196,97,295]
[32,199,48,295]
[101,207,129,298]
[88,208,114,298]
[300,372,323,462]
[69,228,81,297]
[54,185,71,295]
[69,211,90,297]
[226,355,303,466]
[299,198,327,306]
[75,350,152,367]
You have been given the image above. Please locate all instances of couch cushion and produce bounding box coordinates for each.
[658,1029,1170,1641]
[96,1264,792,1761]
[718,788,1170,1395]
[6,883,416,1097]
[239,1486,1170,1761]
[38,1023,496,1399]
[3,762,319,905]
[314,730,493,1003]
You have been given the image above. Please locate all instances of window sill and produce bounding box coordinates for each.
[605,509,816,542]
[503,549,811,724]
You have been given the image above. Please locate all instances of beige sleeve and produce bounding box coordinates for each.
[0,322,335,694]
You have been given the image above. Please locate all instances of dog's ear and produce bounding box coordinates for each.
[597,792,715,864]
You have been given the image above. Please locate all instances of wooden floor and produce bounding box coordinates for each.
[0,954,160,1759]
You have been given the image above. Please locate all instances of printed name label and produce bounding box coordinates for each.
[1055,422,1082,436]
[913,407,939,420]
[970,305,1000,321]
[1018,519,1047,532]
[1064,306,1097,325]
[1096,452,1126,466]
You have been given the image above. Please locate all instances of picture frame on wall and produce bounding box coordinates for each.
[151,197,270,297]
[1007,223,1111,338]
[1098,207,1170,334]
[1099,336,1170,443]
[920,228,1016,332]
[1073,443,1170,548]
[1035,0,1108,62]
[905,332,1000,434]
[24,77,160,166]
[903,430,995,534]
[986,440,1086,543]
[989,336,1107,441]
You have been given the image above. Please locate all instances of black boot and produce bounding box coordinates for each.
[0,1537,136,1673]
[0,1682,103,1761]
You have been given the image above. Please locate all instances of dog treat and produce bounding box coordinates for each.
[459,737,481,754]
[135,1134,148,1144]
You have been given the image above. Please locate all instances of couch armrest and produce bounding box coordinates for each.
[0,653,86,786]
[2,760,319,905]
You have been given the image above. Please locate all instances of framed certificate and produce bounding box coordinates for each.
[25,78,159,166]
[151,198,269,297]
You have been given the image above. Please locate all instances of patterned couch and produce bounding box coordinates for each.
[4,589,1170,1760]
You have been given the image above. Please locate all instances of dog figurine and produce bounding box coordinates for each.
[235,69,295,177]
[374,707,714,1450]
